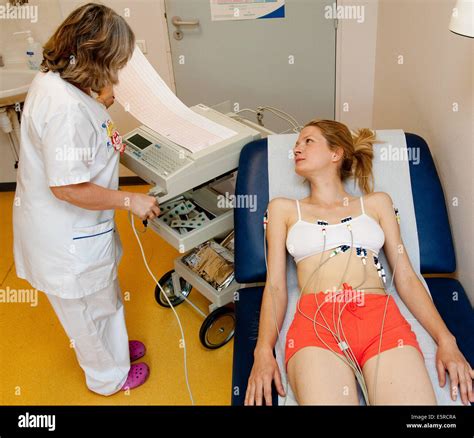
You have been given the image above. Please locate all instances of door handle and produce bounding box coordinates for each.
[171,16,200,40]
[172,16,200,27]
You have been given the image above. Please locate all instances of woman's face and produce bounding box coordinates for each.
[292,126,336,177]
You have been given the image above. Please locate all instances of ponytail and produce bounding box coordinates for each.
[351,128,376,194]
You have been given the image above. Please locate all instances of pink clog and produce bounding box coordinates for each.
[129,340,146,362]
[121,363,150,390]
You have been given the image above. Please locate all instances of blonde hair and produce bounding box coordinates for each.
[41,2,135,92]
[302,119,377,194]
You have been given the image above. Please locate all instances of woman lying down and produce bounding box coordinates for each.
[245,119,474,406]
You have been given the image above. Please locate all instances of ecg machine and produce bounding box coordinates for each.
[120,102,277,253]
[121,103,262,203]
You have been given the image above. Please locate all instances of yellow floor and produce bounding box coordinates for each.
[0,185,233,405]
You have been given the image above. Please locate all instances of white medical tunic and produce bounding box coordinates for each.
[13,70,124,299]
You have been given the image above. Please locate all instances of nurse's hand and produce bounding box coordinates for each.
[130,193,161,221]
[96,84,115,109]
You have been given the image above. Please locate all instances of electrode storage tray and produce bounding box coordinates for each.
[148,173,235,253]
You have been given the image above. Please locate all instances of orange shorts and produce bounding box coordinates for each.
[285,286,424,371]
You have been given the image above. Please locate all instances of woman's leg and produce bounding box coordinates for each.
[362,346,437,405]
[46,278,130,396]
[287,346,359,405]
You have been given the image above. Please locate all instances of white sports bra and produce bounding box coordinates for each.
[286,196,385,264]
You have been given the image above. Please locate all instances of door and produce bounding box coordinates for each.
[164,0,336,133]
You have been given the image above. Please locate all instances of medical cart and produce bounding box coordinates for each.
[121,102,275,348]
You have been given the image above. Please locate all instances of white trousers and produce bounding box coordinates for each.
[46,278,130,395]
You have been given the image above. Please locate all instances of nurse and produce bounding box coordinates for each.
[13,3,159,395]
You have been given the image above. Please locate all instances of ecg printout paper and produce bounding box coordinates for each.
[114,46,237,153]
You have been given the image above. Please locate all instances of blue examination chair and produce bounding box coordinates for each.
[231,133,474,405]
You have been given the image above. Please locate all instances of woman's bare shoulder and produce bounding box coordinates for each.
[267,197,298,209]
[365,191,393,205]
[267,197,298,223]
[365,191,394,220]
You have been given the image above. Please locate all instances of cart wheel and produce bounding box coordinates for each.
[199,306,235,349]
[155,269,192,308]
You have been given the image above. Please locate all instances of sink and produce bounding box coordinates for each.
[0,67,37,107]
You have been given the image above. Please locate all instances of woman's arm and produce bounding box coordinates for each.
[375,191,474,405]
[50,182,160,220]
[255,198,289,354]
[245,197,289,406]
[375,191,453,343]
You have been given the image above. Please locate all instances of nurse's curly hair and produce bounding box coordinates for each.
[302,119,379,194]
[41,2,135,92]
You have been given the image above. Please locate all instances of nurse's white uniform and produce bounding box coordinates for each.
[13,70,130,395]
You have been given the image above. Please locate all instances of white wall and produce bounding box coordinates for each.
[335,0,379,128]
[371,0,473,304]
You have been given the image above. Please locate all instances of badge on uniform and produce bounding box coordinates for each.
[102,119,126,154]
